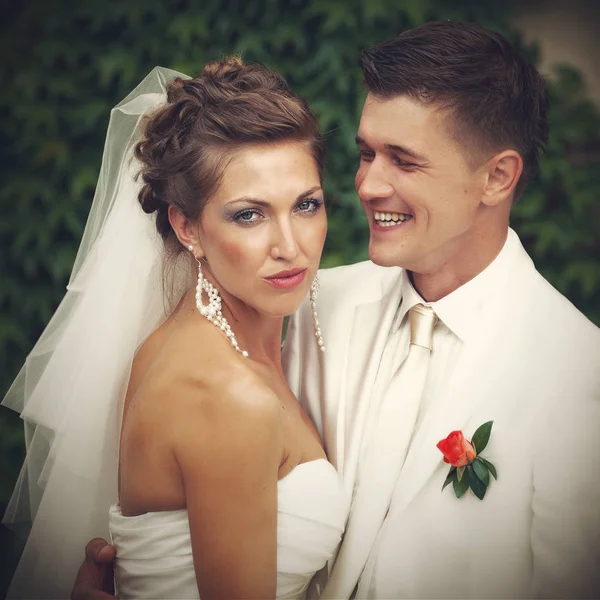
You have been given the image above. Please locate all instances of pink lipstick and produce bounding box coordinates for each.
[264,268,307,289]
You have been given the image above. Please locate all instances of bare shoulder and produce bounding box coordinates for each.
[119,305,283,514]
[134,312,282,457]
[171,353,284,487]
[172,357,282,436]
[166,316,280,414]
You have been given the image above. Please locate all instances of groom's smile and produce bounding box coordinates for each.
[372,211,413,229]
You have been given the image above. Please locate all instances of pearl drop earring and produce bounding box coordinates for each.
[195,258,248,358]
[310,277,325,352]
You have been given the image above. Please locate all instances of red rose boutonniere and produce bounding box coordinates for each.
[436,421,497,500]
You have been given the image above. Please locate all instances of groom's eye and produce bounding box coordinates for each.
[358,149,375,162]
[392,156,417,169]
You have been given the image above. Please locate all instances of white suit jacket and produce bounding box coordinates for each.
[282,230,600,599]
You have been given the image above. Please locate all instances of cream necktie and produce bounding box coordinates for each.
[321,304,437,600]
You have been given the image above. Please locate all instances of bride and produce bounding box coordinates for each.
[3,58,347,599]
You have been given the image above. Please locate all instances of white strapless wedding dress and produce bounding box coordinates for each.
[109,459,347,599]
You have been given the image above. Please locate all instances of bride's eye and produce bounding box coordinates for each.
[295,198,323,214]
[233,209,263,225]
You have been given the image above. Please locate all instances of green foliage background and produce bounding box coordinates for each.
[1,0,599,593]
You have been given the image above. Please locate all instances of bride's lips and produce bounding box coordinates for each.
[264,268,307,289]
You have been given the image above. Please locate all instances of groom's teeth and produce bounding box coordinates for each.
[374,211,411,225]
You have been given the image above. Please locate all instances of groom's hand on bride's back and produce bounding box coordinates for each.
[71,538,116,600]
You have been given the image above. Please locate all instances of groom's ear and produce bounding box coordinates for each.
[481,150,523,206]
[168,206,205,256]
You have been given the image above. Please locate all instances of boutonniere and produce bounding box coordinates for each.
[436,421,497,500]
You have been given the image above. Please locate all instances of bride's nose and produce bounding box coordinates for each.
[270,219,300,261]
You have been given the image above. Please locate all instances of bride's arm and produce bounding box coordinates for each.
[172,373,283,600]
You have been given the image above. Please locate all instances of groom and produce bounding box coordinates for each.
[74,20,600,599]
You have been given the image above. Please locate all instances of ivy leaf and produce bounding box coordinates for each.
[478,457,498,480]
[472,458,490,486]
[471,421,494,455]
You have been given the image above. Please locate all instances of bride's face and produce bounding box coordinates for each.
[196,141,327,318]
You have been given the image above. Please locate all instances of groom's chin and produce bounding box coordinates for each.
[368,242,405,269]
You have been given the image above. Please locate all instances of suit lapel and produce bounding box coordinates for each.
[337,275,404,495]
[322,274,404,598]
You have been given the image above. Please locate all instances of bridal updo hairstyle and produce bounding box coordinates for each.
[135,57,324,251]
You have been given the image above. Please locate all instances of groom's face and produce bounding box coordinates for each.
[355,94,489,275]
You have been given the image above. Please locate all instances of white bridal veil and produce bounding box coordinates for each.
[2,66,190,598]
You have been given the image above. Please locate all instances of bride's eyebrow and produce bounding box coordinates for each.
[226,197,270,208]
[297,186,322,200]
[225,186,323,207]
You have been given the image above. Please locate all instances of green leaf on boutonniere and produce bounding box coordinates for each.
[478,456,497,480]
[456,466,466,481]
[452,471,469,498]
[472,458,490,486]
[467,467,487,500]
[471,420,493,454]
[442,467,456,491]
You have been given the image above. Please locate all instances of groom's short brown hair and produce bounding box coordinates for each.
[360,20,549,199]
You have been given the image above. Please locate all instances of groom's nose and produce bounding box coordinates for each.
[355,159,394,204]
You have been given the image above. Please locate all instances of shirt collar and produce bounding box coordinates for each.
[393,229,519,342]
[393,271,425,333]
